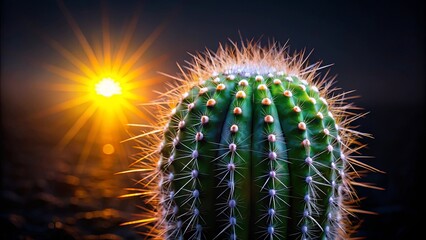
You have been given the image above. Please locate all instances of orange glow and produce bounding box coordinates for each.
[37,1,166,170]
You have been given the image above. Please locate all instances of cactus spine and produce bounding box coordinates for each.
[127,41,374,239]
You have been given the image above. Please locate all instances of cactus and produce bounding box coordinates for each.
[127,41,375,239]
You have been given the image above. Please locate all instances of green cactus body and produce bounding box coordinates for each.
[128,42,372,240]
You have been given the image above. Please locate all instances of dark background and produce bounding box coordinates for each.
[1,0,424,239]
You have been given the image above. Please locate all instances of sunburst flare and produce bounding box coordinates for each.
[35,1,166,171]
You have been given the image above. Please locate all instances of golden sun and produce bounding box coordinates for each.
[95,78,122,97]
[36,1,166,171]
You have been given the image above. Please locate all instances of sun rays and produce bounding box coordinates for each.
[36,1,166,171]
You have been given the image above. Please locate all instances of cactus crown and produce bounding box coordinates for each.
[126,40,375,240]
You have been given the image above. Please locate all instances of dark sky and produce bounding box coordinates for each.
[2,0,424,107]
[1,0,425,239]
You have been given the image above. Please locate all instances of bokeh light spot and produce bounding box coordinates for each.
[102,143,115,155]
